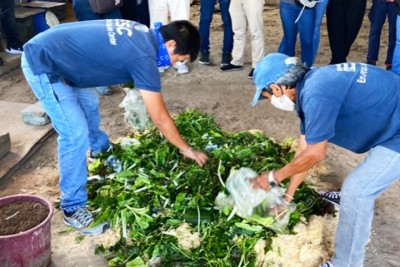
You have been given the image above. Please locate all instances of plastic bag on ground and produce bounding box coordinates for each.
[119,88,151,131]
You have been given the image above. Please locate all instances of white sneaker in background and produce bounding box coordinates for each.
[173,61,189,74]
[5,46,23,55]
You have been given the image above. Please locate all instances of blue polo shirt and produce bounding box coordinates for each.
[23,20,161,92]
[296,63,400,153]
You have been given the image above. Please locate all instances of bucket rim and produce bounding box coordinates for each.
[0,194,54,238]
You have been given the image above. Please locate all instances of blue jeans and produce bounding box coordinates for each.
[278,2,315,67]
[392,15,400,74]
[366,0,397,65]
[330,146,400,266]
[72,0,122,20]
[199,0,233,53]
[0,0,21,47]
[21,53,110,213]
[312,0,329,63]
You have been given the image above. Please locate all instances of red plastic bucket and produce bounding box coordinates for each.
[0,194,54,267]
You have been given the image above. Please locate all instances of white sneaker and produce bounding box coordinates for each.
[5,46,23,55]
[173,61,189,74]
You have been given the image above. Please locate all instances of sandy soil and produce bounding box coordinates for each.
[0,3,399,267]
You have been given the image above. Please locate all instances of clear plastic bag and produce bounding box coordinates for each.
[119,88,151,131]
[224,167,296,232]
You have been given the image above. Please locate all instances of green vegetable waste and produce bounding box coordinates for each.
[87,110,335,267]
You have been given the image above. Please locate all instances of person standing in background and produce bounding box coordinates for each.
[219,0,265,79]
[325,0,366,64]
[391,0,400,73]
[72,0,122,95]
[277,0,316,67]
[120,0,150,27]
[311,0,329,63]
[0,0,24,66]
[366,0,397,70]
[148,0,191,74]
[198,0,234,67]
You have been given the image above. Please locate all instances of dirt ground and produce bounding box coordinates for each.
[0,3,399,267]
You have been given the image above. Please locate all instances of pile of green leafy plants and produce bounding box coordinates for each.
[87,110,335,267]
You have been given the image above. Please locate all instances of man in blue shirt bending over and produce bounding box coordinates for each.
[21,19,208,235]
[250,53,400,267]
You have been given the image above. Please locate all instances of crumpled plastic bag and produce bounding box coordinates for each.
[217,167,296,232]
[119,88,151,131]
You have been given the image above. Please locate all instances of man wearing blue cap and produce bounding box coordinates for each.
[21,19,208,236]
[250,53,400,267]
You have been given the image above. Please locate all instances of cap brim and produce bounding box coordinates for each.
[251,86,264,106]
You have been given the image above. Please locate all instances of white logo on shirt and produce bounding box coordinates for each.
[105,19,134,46]
[335,63,368,84]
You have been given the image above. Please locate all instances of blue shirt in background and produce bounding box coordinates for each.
[24,19,161,92]
[296,62,400,153]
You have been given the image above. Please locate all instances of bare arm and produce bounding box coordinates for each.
[251,135,328,200]
[140,89,208,166]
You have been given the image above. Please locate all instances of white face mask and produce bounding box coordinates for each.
[271,95,295,112]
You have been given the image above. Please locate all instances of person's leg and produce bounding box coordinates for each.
[243,0,265,68]
[148,0,169,26]
[0,0,22,50]
[20,53,90,212]
[392,15,400,74]
[312,0,329,63]
[278,2,300,57]
[366,0,385,64]
[343,0,366,59]
[72,0,101,20]
[229,0,247,66]
[326,0,347,64]
[77,88,110,155]
[219,0,234,54]
[298,7,316,67]
[330,146,400,266]
[385,2,397,67]
[199,0,216,53]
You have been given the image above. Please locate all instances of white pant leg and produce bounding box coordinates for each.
[243,0,265,67]
[148,0,169,27]
[168,0,190,21]
[229,0,247,66]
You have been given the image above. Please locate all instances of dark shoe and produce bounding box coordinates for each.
[366,60,376,66]
[220,63,242,72]
[221,52,232,67]
[63,207,109,236]
[88,143,115,162]
[319,191,340,206]
[248,68,254,79]
[0,57,4,66]
[199,51,210,65]
[319,261,334,267]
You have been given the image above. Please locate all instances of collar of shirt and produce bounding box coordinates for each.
[154,22,171,68]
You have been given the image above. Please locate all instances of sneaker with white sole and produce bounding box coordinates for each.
[5,45,23,54]
[63,207,109,235]
[220,63,243,72]
[319,261,334,267]
[319,191,341,206]
[173,61,189,74]
[88,143,115,162]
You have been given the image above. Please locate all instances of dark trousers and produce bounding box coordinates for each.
[119,0,150,27]
[326,0,367,64]
[0,0,20,48]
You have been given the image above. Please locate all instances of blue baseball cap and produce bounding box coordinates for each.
[252,53,296,106]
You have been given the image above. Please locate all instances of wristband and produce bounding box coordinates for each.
[268,171,278,188]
